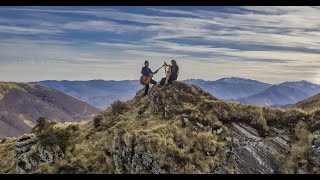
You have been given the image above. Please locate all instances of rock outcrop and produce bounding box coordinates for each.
[14,133,65,174]
[226,123,291,174]
[310,132,320,168]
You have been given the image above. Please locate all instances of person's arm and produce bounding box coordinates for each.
[153,69,158,74]
[149,68,154,74]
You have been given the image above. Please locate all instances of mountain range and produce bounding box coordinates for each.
[30,80,141,109]
[235,80,320,106]
[184,77,272,100]
[31,78,320,108]
[0,82,100,139]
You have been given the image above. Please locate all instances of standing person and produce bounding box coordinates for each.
[160,59,179,85]
[141,61,158,96]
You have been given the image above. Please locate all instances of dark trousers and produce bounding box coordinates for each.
[160,76,176,85]
[145,80,157,95]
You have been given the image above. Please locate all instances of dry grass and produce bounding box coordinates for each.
[280,121,313,173]
[0,137,17,173]
[310,110,320,131]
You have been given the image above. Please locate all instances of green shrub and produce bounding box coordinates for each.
[93,114,104,128]
[264,108,310,128]
[56,164,87,174]
[32,117,58,134]
[38,129,70,153]
[111,100,128,114]
[92,111,119,129]
[280,121,312,173]
[310,110,320,131]
[67,124,79,132]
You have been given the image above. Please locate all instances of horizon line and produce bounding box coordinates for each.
[1,77,318,85]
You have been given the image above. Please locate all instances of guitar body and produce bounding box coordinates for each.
[140,75,152,85]
[139,63,165,86]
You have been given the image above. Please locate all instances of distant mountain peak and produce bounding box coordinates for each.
[216,77,246,81]
[236,79,320,107]
[279,80,316,86]
[215,77,269,85]
[184,79,206,81]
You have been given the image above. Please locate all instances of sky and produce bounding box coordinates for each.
[0,6,320,84]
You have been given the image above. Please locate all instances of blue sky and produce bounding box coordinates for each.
[0,6,320,84]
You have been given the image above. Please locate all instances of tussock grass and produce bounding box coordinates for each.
[110,100,128,114]
[33,118,70,153]
[280,121,313,173]
[0,137,17,173]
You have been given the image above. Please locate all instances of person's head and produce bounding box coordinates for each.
[144,60,149,67]
[171,59,177,67]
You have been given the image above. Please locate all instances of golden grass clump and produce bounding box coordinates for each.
[280,121,313,173]
[0,137,17,174]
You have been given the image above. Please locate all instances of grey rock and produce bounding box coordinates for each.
[228,123,291,174]
[181,114,188,118]
[14,133,65,174]
[212,124,221,131]
[164,105,170,118]
[297,169,307,174]
[183,118,189,124]
[313,139,320,148]
[217,128,223,135]
[150,93,163,113]
[142,153,153,167]
[310,147,320,167]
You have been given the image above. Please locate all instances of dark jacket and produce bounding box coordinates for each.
[170,66,179,80]
[141,66,153,76]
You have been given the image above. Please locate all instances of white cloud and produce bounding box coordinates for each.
[0,7,320,83]
[124,49,189,58]
[94,42,149,49]
[147,8,202,17]
[0,25,63,34]
[63,20,145,33]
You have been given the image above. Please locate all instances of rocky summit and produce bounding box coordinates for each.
[0,81,319,174]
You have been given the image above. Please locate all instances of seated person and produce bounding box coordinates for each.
[160,59,179,85]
